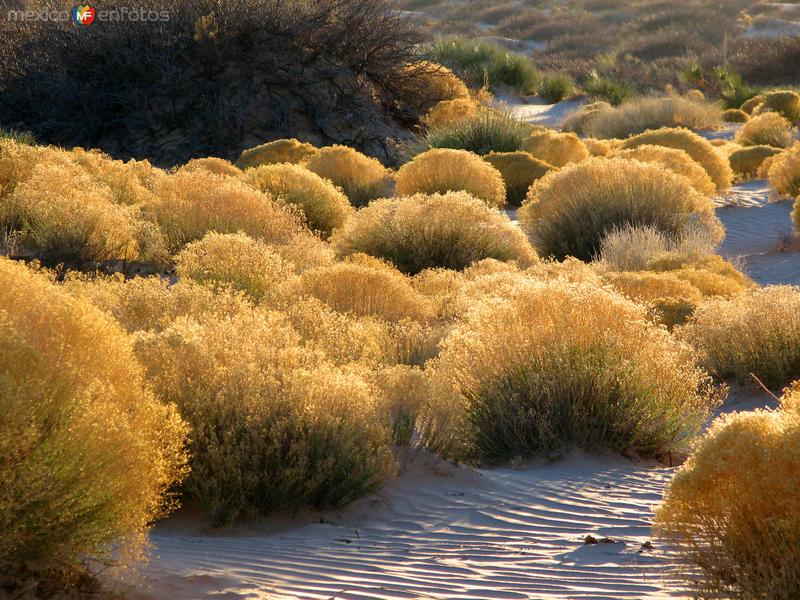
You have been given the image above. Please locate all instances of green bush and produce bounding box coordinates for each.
[582,71,633,106]
[538,73,576,103]
[414,109,535,156]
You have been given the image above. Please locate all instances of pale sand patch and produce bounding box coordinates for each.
[500,96,587,129]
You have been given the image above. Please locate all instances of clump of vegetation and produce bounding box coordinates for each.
[620,127,733,192]
[423,98,478,128]
[331,191,536,274]
[740,94,765,115]
[243,163,353,237]
[482,152,554,206]
[427,280,720,462]
[396,148,506,207]
[303,145,393,207]
[416,109,534,155]
[614,145,716,197]
[0,258,187,588]
[538,73,576,103]
[235,139,318,170]
[734,112,796,148]
[679,286,800,389]
[721,108,749,123]
[179,157,242,177]
[655,391,800,599]
[729,145,784,178]
[521,130,589,167]
[582,71,633,106]
[768,143,800,205]
[561,101,612,136]
[754,90,800,123]
[408,61,470,103]
[519,158,722,261]
[586,97,723,140]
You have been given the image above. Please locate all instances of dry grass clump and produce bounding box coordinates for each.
[417,109,535,155]
[601,271,703,328]
[729,145,784,178]
[754,90,800,123]
[721,108,749,123]
[426,281,719,462]
[740,94,765,114]
[243,163,353,237]
[679,286,800,389]
[655,396,800,599]
[302,145,392,207]
[175,232,293,305]
[482,152,554,206]
[734,112,796,148]
[178,157,242,177]
[767,143,800,206]
[519,158,723,261]
[423,98,478,128]
[614,145,716,197]
[69,148,163,207]
[0,259,187,585]
[587,96,723,140]
[583,138,614,156]
[407,61,470,102]
[332,191,536,274]
[520,130,589,167]
[561,101,612,136]
[597,224,719,272]
[620,127,733,192]
[396,149,506,208]
[235,138,318,170]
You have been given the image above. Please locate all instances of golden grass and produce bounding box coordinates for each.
[586,96,723,139]
[409,61,470,102]
[729,145,784,178]
[721,108,749,123]
[178,157,242,177]
[302,145,392,207]
[740,94,765,115]
[768,142,800,204]
[754,90,800,123]
[423,98,479,128]
[520,129,589,167]
[734,111,796,148]
[614,144,716,197]
[235,138,318,170]
[482,151,554,206]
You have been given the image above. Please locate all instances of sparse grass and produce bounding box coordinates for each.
[302,145,393,207]
[235,139,318,170]
[482,151,554,206]
[521,130,589,167]
[331,191,536,274]
[537,73,576,103]
[415,109,535,155]
[582,71,633,106]
[597,224,719,272]
[561,101,613,136]
[0,128,36,145]
[734,112,796,148]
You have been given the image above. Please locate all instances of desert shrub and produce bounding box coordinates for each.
[684,89,705,102]
[302,145,392,207]
[740,94,765,115]
[721,108,749,123]
[583,137,614,156]
[0,128,35,146]
[426,281,719,462]
[396,148,506,207]
[69,148,163,207]
[235,139,318,170]
[242,163,352,237]
[179,157,242,177]
[416,109,534,155]
[407,61,470,102]
[602,270,703,328]
[134,309,394,524]
[331,191,536,274]
[520,130,589,167]
[754,90,800,123]
[423,98,478,128]
[588,96,723,139]
[483,152,554,206]
[655,401,800,599]
[620,127,733,191]
[597,224,719,272]
[174,232,292,304]
[538,73,576,103]
[614,145,716,197]
[0,259,187,586]
[519,158,723,261]
[561,101,612,136]
[768,143,800,203]
[734,112,796,148]
[582,71,633,106]
[679,286,800,389]
[144,169,304,252]
[729,145,784,177]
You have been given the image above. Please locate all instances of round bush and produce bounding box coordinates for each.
[561,101,613,136]
[302,145,392,207]
[615,144,716,197]
[721,108,749,123]
[428,280,719,462]
[331,191,537,274]
[396,148,506,208]
[483,151,554,206]
[520,130,589,167]
[754,90,800,123]
[235,138,318,170]
[243,163,353,237]
[519,158,723,261]
[423,98,478,128]
[740,94,765,115]
[685,89,705,102]
[418,109,534,155]
[620,127,733,192]
[734,111,796,148]
[583,137,614,156]
[179,157,242,177]
[729,145,784,177]
[768,143,800,205]
[408,61,470,102]
[587,97,723,140]
[0,259,187,584]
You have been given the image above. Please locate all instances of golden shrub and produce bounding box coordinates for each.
[602,270,704,327]
[685,89,705,102]
[0,259,187,581]
[740,94,765,115]
[768,142,800,204]
[721,108,749,123]
[614,144,717,197]
[519,158,723,261]
[178,157,242,177]
[423,98,479,128]
[396,148,506,208]
[332,191,536,274]
[243,162,353,237]
[70,148,163,206]
[561,101,612,136]
[427,280,719,462]
[482,151,554,206]
[272,232,336,272]
[620,127,733,192]
[734,111,796,148]
[754,89,800,123]
[583,137,613,156]
[520,129,589,167]
[729,145,784,177]
[302,145,392,207]
[655,404,800,598]
[0,139,73,197]
[587,96,723,139]
[175,232,293,304]
[409,61,470,102]
[235,138,318,170]
[598,224,717,271]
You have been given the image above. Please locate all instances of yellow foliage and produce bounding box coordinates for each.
[409,61,470,102]
[178,157,242,177]
[423,98,478,128]
[482,151,554,206]
[235,138,318,170]
[614,144,716,197]
[302,145,392,207]
[740,94,765,115]
[734,111,795,148]
[768,142,800,206]
[721,108,749,123]
[754,89,800,123]
[728,144,784,177]
[520,129,589,167]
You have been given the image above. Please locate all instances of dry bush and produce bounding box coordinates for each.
[620,127,733,192]
[407,61,470,102]
[69,148,163,207]
[734,112,796,148]
[597,224,719,272]
[729,145,784,178]
[423,98,478,128]
[768,143,800,205]
[235,139,319,170]
[679,286,800,389]
[614,145,716,197]
[332,191,536,274]
[178,157,242,177]
[583,138,614,156]
[302,145,392,207]
[426,280,719,462]
[561,101,612,136]
[754,90,800,124]
[0,259,187,586]
[740,94,765,115]
[144,169,304,252]
[586,96,723,140]
[175,232,293,304]
[602,270,703,328]
[655,399,800,599]
[721,108,749,123]
[396,148,506,207]
[520,130,589,167]
[519,158,723,261]
[482,151,554,206]
[243,163,353,237]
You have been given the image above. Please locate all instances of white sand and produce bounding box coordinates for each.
[502,97,587,129]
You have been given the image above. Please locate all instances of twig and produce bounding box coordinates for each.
[749,373,781,403]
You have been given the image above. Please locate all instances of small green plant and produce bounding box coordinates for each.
[0,128,36,146]
[538,73,576,103]
[414,109,535,156]
[582,71,633,106]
